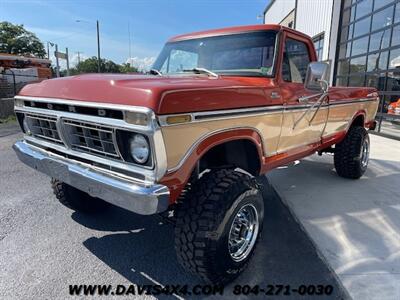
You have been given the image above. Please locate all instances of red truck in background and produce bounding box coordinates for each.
[13,25,379,284]
[388,98,400,125]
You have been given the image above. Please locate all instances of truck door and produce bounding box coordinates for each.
[277,34,328,154]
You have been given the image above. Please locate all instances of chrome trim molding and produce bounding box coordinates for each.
[13,141,170,215]
[158,105,283,126]
[329,97,377,107]
[15,95,153,114]
[158,98,376,127]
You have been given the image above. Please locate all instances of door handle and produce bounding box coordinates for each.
[298,96,309,104]
[271,92,280,99]
[297,92,324,104]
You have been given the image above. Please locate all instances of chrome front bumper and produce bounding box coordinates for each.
[13,141,170,215]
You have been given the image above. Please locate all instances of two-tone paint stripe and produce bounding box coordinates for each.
[158,97,378,126]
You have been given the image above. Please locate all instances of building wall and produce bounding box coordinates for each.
[280,9,295,27]
[335,0,400,128]
[296,0,334,61]
[328,0,342,83]
[264,0,341,83]
[264,0,295,25]
[263,0,400,136]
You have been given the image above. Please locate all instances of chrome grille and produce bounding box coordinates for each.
[25,113,63,144]
[62,119,119,158]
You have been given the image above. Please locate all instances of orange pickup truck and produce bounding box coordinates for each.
[13,25,379,284]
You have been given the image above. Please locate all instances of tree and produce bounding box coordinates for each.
[0,21,46,58]
[71,57,119,74]
[68,57,139,75]
[119,63,138,73]
[103,59,121,73]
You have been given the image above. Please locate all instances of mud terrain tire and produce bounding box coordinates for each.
[174,169,264,284]
[51,179,109,213]
[334,126,370,179]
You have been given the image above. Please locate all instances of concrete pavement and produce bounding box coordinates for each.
[377,121,400,140]
[269,134,400,300]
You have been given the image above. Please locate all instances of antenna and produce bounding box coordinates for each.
[128,21,132,60]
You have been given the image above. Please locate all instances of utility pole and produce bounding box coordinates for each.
[76,51,81,64]
[47,41,54,59]
[97,20,101,73]
[76,19,101,72]
[55,44,60,77]
[66,47,70,76]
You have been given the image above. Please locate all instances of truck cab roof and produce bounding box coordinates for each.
[168,24,311,42]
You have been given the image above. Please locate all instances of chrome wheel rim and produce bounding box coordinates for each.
[361,137,370,168]
[228,203,259,262]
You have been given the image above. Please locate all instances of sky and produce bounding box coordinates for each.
[1,0,268,70]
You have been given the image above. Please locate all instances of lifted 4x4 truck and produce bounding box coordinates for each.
[13,25,379,284]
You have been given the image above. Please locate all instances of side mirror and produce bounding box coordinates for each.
[304,62,330,92]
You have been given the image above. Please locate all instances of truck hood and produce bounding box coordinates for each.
[19,73,276,114]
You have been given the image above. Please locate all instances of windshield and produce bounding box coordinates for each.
[152,31,277,77]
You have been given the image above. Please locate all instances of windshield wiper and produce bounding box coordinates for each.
[149,69,162,76]
[182,68,218,78]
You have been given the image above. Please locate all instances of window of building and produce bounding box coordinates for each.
[395,2,400,22]
[356,0,373,19]
[392,24,400,47]
[369,29,391,52]
[371,5,394,31]
[352,36,369,56]
[353,16,371,38]
[375,0,396,10]
[335,0,400,137]
[313,33,325,61]
[282,38,311,83]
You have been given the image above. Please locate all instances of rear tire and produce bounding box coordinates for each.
[334,126,370,179]
[51,179,109,213]
[174,169,264,285]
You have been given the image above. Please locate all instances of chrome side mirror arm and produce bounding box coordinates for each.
[293,91,328,130]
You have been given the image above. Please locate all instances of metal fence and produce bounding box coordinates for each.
[0,71,39,99]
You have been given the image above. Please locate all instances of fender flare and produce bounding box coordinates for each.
[160,127,264,203]
[329,110,367,145]
[347,110,367,131]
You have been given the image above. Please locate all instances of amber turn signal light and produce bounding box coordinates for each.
[166,115,192,124]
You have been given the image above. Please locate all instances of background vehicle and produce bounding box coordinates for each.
[388,98,400,125]
[0,53,51,98]
[13,25,379,284]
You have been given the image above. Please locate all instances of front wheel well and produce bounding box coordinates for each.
[350,114,365,128]
[198,139,261,176]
